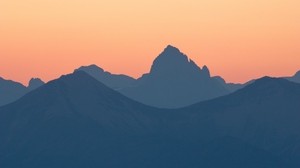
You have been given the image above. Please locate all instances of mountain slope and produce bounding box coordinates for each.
[75,64,136,90]
[0,71,182,168]
[0,77,45,106]
[74,46,244,108]
[0,72,287,168]
[285,70,300,83]
[120,45,231,108]
[28,78,45,91]
[183,77,300,167]
[0,77,28,106]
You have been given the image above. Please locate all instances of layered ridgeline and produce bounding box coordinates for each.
[183,77,300,167]
[0,77,44,106]
[119,45,237,108]
[2,45,299,108]
[285,70,300,83]
[77,45,242,108]
[27,78,45,91]
[75,64,136,90]
[1,71,300,167]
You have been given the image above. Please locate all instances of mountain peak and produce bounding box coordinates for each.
[23,71,114,105]
[59,71,94,82]
[149,45,213,79]
[164,45,181,53]
[75,64,105,74]
[202,65,211,77]
[254,76,284,84]
[53,71,133,94]
[294,70,300,77]
[121,46,229,108]
[250,76,293,89]
[235,76,300,98]
[159,45,186,59]
[74,64,135,89]
[28,78,44,90]
[149,45,194,75]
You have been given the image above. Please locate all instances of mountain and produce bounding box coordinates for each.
[75,64,136,90]
[0,77,27,106]
[0,71,289,168]
[183,77,300,167]
[74,46,244,108]
[0,77,45,106]
[285,70,300,83]
[0,71,174,168]
[28,78,45,91]
[119,45,232,108]
[213,75,245,91]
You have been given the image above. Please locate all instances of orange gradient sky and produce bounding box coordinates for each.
[1,0,300,85]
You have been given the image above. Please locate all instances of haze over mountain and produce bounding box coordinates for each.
[119,45,236,108]
[1,71,300,167]
[0,77,44,106]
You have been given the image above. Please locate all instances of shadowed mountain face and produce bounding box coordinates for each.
[28,78,45,91]
[286,70,300,83]
[0,77,27,106]
[0,44,243,108]
[183,77,300,167]
[74,45,243,108]
[0,77,44,107]
[0,72,299,167]
[149,45,210,78]
[0,72,188,168]
[75,64,136,90]
[119,45,232,108]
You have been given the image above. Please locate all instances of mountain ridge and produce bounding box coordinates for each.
[119,45,232,108]
[0,76,45,106]
[286,70,300,83]
[75,64,136,90]
[1,72,299,167]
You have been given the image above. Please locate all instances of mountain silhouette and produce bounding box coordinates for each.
[183,77,300,167]
[73,46,243,108]
[75,64,136,90]
[0,71,170,168]
[1,45,243,108]
[285,70,300,83]
[0,71,296,168]
[213,75,245,91]
[0,77,45,106]
[0,77,28,106]
[28,78,45,91]
[119,45,233,108]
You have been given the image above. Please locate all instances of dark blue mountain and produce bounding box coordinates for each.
[183,77,300,167]
[0,77,27,106]
[0,71,169,168]
[75,64,136,90]
[213,75,245,91]
[285,70,300,83]
[0,72,296,168]
[74,46,243,108]
[0,77,44,106]
[120,45,235,108]
[28,78,45,91]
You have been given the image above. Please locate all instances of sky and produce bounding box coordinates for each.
[0,0,300,85]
